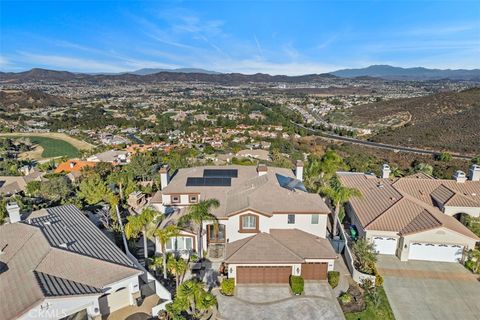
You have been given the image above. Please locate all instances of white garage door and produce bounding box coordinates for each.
[99,287,130,314]
[373,237,398,255]
[408,243,464,262]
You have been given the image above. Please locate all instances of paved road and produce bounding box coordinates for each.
[292,121,474,160]
[377,255,480,320]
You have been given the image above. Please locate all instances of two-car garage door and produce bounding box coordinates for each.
[408,242,464,262]
[237,266,291,284]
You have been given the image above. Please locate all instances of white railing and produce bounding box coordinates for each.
[336,216,376,284]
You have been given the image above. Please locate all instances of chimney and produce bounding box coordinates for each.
[160,165,170,190]
[468,164,480,181]
[453,170,467,183]
[295,160,304,181]
[69,161,75,169]
[381,164,391,179]
[257,164,268,176]
[6,202,21,223]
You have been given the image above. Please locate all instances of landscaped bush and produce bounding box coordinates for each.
[289,275,304,295]
[220,278,235,296]
[375,273,384,287]
[328,271,340,289]
[339,292,352,304]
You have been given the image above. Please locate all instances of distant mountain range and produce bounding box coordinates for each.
[1,65,480,83]
[128,68,221,75]
[0,68,335,84]
[331,65,480,80]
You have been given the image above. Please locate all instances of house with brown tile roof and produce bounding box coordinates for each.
[151,163,337,284]
[0,205,144,320]
[338,164,480,263]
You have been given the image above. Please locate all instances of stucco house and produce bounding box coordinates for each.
[0,205,145,320]
[150,162,337,284]
[338,164,480,263]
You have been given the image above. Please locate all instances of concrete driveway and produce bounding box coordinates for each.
[377,255,480,320]
[216,283,344,320]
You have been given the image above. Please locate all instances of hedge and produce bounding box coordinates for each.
[328,271,340,289]
[220,278,235,296]
[290,275,304,295]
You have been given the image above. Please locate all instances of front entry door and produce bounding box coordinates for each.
[207,224,226,244]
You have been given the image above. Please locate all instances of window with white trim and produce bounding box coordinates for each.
[166,237,193,251]
[288,214,295,224]
[311,214,319,224]
[242,215,256,229]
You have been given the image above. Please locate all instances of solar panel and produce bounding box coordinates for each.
[275,174,307,192]
[186,177,232,187]
[203,169,238,178]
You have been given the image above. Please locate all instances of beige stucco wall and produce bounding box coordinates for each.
[399,227,478,261]
[443,206,480,218]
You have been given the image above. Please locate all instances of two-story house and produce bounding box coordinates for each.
[151,162,337,284]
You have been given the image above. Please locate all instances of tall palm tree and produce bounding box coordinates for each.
[321,176,361,236]
[180,199,220,258]
[124,207,159,265]
[154,224,180,279]
[167,256,188,289]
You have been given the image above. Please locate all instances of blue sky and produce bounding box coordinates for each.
[1,0,479,75]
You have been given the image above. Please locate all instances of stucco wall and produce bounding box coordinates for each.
[443,206,480,218]
[18,295,101,320]
[399,227,478,261]
[219,210,327,243]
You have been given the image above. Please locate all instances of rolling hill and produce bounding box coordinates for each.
[340,88,480,154]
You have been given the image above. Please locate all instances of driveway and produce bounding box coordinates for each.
[216,283,344,320]
[377,255,480,320]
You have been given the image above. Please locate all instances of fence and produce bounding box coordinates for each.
[336,216,376,284]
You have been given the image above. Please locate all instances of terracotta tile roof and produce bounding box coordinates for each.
[54,160,97,173]
[338,172,479,240]
[225,229,336,264]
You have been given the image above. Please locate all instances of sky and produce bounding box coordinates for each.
[1,0,479,75]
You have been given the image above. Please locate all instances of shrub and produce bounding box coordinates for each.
[339,292,352,304]
[289,275,304,295]
[328,271,340,289]
[220,278,235,296]
[375,274,384,287]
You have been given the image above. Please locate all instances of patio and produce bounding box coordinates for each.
[101,295,163,320]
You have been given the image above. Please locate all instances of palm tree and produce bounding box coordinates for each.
[154,224,180,279]
[149,256,164,277]
[174,279,217,320]
[180,199,220,258]
[167,256,188,289]
[321,176,361,236]
[124,207,159,265]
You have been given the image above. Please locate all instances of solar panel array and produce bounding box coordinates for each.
[276,173,307,192]
[186,177,232,187]
[203,169,238,178]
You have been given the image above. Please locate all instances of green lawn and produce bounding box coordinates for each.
[29,136,81,158]
[345,286,395,320]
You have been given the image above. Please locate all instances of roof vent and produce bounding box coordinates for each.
[468,164,480,181]
[59,243,68,249]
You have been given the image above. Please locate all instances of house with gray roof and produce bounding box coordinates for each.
[0,205,144,320]
[151,162,337,285]
[338,164,480,263]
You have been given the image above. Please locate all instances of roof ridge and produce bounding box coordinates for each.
[267,232,304,260]
[364,195,404,229]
